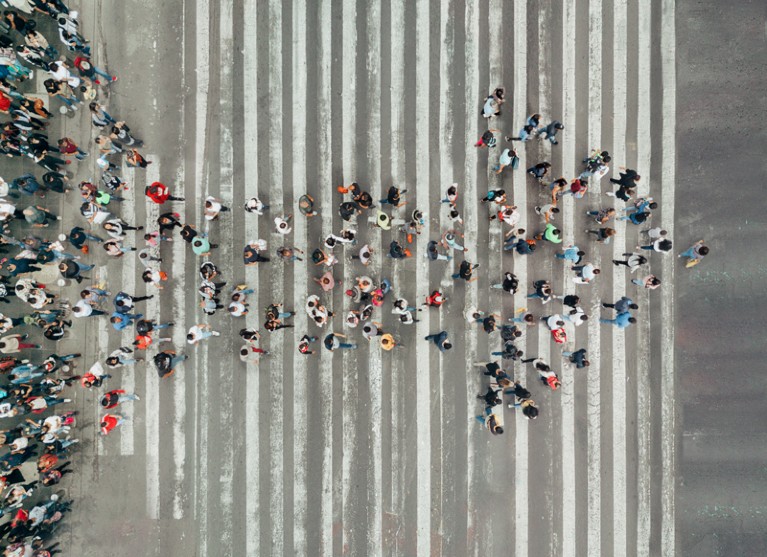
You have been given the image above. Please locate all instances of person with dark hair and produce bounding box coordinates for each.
[678,239,709,267]
[424,330,452,352]
[602,296,639,313]
[632,275,661,290]
[477,387,502,408]
[509,399,539,419]
[490,271,518,294]
[638,238,673,253]
[600,312,636,329]
[586,227,617,244]
[563,348,590,369]
[451,260,479,283]
[537,119,565,144]
[612,252,648,273]
[474,361,508,381]
[476,408,504,434]
[527,161,552,182]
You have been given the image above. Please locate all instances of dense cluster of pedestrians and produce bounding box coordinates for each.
[470,90,708,433]
[0,2,126,554]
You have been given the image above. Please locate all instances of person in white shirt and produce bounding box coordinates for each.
[274,214,293,235]
[565,306,588,326]
[204,196,230,221]
[187,323,220,345]
[244,196,269,215]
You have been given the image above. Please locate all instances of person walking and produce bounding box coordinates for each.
[186,323,221,346]
[536,120,564,144]
[678,239,709,267]
[602,296,639,313]
[0,334,40,353]
[585,226,616,244]
[323,333,357,351]
[600,311,636,329]
[572,263,600,284]
[555,244,584,264]
[476,387,502,408]
[145,181,184,204]
[612,252,648,273]
[100,390,139,409]
[153,350,187,379]
[607,167,641,200]
[424,331,452,352]
[632,275,661,290]
[452,260,479,283]
[490,272,518,294]
[100,414,127,436]
[297,335,318,355]
[637,238,673,254]
[563,348,590,368]
[534,223,562,244]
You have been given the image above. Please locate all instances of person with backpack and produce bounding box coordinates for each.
[452,260,479,283]
[494,148,518,174]
[474,128,500,148]
[153,350,187,379]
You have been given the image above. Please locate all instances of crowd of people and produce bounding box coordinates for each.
[0,1,134,554]
[0,0,713,553]
[471,88,708,433]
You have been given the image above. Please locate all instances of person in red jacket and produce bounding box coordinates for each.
[422,289,446,309]
[100,413,126,435]
[145,181,184,204]
[100,390,139,409]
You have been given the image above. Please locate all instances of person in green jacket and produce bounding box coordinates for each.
[535,223,562,244]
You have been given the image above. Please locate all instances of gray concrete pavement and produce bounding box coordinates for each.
[0,0,714,556]
[676,1,767,556]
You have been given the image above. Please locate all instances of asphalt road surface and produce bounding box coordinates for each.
[1,0,748,556]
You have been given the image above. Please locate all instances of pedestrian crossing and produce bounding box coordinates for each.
[68,0,679,556]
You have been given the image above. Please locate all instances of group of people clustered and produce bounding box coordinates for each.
[466,88,708,432]
[0,0,148,554]
[0,1,712,554]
